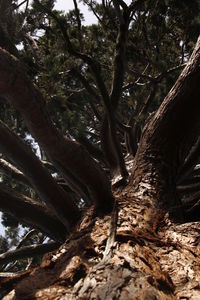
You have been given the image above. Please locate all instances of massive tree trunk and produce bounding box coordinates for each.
[1,37,200,300]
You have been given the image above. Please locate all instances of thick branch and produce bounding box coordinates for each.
[0,48,114,214]
[133,36,200,207]
[0,158,29,186]
[0,242,59,266]
[0,184,67,242]
[0,120,80,230]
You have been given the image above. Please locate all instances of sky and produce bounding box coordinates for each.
[54,0,98,24]
[20,0,132,25]
[19,0,99,25]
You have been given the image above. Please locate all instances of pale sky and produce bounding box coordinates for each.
[20,0,132,25]
[54,0,98,24]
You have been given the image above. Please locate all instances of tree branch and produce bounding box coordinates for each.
[0,158,30,186]
[0,48,114,214]
[73,0,83,50]
[133,36,200,207]
[177,137,200,184]
[0,184,67,242]
[0,119,80,231]
[35,0,110,107]
[0,242,60,267]
[109,4,130,109]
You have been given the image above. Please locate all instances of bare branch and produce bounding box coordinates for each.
[0,242,60,267]
[177,182,200,193]
[14,0,29,10]
[0,158,30,186]
[16,230,37,249]
[109,5,130,109]
[138,84,157,117]
[73,0,83,50]
[0,184,67,242]
[0,119,80,231]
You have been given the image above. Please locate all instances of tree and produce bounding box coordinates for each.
[1,0,200,299]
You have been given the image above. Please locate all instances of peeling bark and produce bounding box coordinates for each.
[2,182,200,299]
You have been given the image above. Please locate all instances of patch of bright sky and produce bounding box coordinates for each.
[20,0,132,25]
[54,0,98,24]
[54,0,132,24]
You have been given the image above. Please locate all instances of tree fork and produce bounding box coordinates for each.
[133,36,200,209]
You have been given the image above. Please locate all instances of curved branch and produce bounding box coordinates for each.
[133,36,200,207]
[16,230,37,249]
[0,184,67,242]
[0,242,59,267]
[0,48,114,214]
[0,120,80,231]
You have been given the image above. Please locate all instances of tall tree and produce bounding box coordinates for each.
[1,0,200,298]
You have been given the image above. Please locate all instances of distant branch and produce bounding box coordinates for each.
[110,4,130,109]
[35,0,110,106]
[14,0,29,10]
[73,0,83,50]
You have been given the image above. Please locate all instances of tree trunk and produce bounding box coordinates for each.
[1,179,200,299]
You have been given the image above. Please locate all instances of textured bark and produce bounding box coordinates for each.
[0,184,67,242]
[2,181,200,300]
[132,36,200,208]
[0,48,114,214]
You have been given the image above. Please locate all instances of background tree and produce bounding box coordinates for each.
[1,0,200,299]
